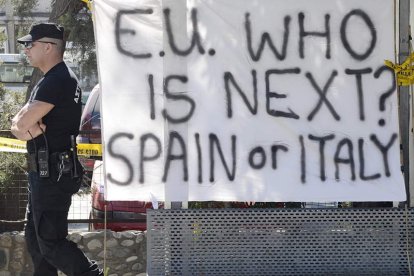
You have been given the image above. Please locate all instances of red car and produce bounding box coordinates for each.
[79,85,162,231]
[89,160,162,231]
[77,84,101,178]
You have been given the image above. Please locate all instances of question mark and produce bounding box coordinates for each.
[374,65,396,127]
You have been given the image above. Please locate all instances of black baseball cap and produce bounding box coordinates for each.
[17,23,64,44]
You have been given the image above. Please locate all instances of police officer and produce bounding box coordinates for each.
[11,23,103,276]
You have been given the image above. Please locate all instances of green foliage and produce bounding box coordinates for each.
[12,0,38,53]
[339,202,352,208]
[0,152,27,193]
[11,0,98,90]
[189,201,227,209]
[58,4,97,90]
[12,0,39,18]
[188,201,282,208]
[0,84,25,130]
[0,28,7,49]
[0,85,26,191]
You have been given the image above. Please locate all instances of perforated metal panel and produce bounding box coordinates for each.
[147,208,414,275]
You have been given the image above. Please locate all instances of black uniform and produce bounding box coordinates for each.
[25,62,102,275]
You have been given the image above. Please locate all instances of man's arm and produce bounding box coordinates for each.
[11,100,54,141]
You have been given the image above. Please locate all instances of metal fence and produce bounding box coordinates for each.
[0,150,92,232]
[0,155,28,232]
[0,148,396,234]
[3,143,414,275]
[147,208,414,276]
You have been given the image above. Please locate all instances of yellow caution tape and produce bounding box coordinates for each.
[0,137,102,157]
[80,0,95,22]
[77,143,102,157]
[385,53,414,86]
[80,0,93,11]
[0,137,27,153]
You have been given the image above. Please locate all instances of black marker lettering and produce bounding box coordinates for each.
[245,13,290,61]
[374,66,396,126]
[299,13,331,59]
[140,133,162,183]
[370,133,398,177]
[309,134,335,181]
[334,138,355,181]
[115,9,153,58]
[358,138,381,180]
[162,131,188,182]
[306,71,339,121]
[162,75,196,124]
[148,74,155,120]
[300,135,306,183]
[345,68,373,121]
[107,132,134,185]
[271,145,288,169]
[164,8,205,56]
[248,146,266,169]
[195,133,203,183]
[340,9,377,60]
[224,70,258,118]
[266,68,301,119]
[209,134,237,182]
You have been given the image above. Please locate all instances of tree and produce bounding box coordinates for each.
[0,0,97,188]
[11,0,97,99]
[0,84,27,192]
[58,1,97,90]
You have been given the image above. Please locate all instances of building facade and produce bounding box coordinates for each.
[0,0,52,54]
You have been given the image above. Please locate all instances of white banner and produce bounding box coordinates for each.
[93,0,405,202]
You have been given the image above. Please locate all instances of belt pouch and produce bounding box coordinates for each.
[51,152,73,174]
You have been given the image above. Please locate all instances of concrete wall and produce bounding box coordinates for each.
[0,230,147,276]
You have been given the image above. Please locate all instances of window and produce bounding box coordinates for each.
[0,64,33,83]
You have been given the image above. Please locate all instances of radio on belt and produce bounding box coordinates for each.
[37,147,49,177]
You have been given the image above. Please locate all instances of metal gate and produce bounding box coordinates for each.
[147,208,414,275]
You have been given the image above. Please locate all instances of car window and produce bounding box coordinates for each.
[81,87,98,119]
[91,91,101,128]
[93,93,100,116]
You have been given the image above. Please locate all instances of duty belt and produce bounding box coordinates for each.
[28,151,73,173]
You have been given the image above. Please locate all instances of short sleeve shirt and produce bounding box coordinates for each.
[27,62,82,153]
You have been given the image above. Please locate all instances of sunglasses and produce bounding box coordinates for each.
[23,40,57,49]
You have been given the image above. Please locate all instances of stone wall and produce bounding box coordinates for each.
[0,230,147,276]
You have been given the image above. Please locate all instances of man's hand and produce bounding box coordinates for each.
[11,100,54,141]
[13,123,47,141]
[28,123,47,138]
